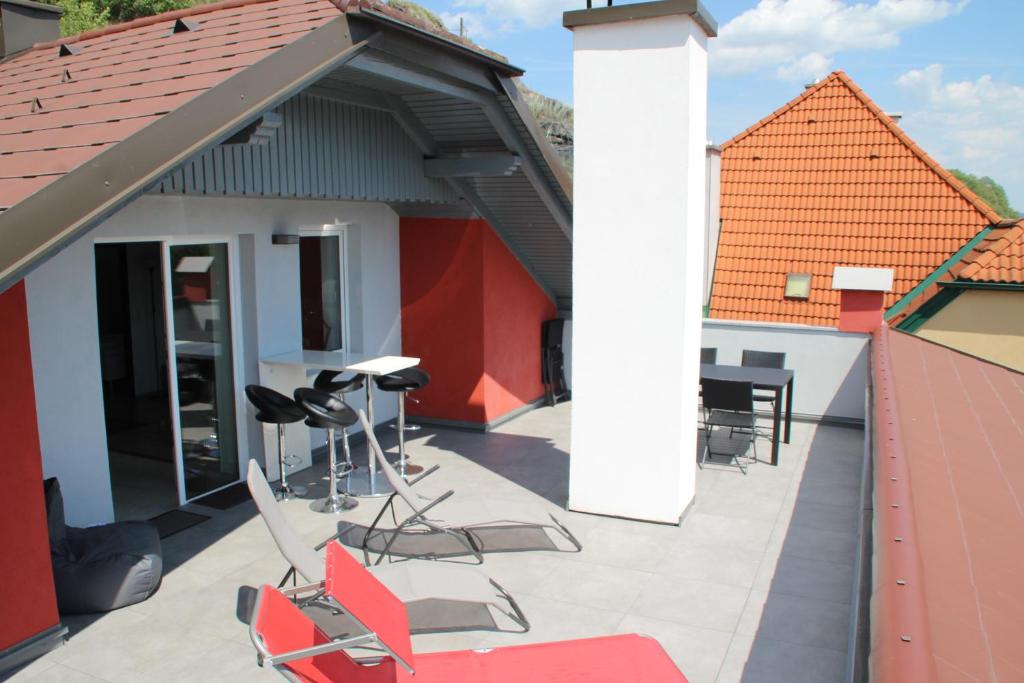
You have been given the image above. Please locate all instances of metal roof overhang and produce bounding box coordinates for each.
[0,15,374,292]
[328,22,574,308]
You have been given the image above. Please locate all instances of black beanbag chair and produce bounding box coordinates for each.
[44,478,163,614]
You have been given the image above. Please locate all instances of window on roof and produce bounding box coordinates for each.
[784,273,812,300]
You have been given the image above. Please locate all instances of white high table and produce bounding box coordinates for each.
[258,350,420,497]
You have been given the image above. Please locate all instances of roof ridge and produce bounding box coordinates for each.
[721,69,1003,226]
[31,0,284,51]
[829,70,1003,226]
[720,70,843,151]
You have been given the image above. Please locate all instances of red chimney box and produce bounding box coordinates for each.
[832,266,894,333]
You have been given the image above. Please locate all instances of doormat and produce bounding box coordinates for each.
[191,482,252,510]
[149,509,210,539]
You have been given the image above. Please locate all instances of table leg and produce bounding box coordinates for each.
[367,379,376,495]
[771,387,782,466]
[784,377,794,444]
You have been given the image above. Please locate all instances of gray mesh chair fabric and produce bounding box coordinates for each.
[245,461,528,632]
[45,478,162,614]
[357,410,581,565]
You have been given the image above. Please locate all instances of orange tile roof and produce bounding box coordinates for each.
[709,70,1002,327]
[953,219,1024,283]
[0,0,340,212]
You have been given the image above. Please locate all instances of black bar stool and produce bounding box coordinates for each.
[294,387,358,514]
[374,367,430,477]
[244,385,307,500]
[313,371,365,484]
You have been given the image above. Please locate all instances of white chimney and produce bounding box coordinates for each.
[564,0,717,523]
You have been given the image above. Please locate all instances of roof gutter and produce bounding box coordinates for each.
[0,16,376,293]
[938,280,1024,291]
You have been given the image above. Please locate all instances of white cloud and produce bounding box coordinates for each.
[895,63,1024,205]
[450,0,578,33]
[713,0,968,81]
[776,52,833,81]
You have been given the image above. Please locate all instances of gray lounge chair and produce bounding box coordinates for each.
[357,410,581,565]
[245,460,527,633]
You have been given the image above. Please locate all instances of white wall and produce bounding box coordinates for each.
[569,13,709,523]
[26,194,401,525]
[702,319,869,422]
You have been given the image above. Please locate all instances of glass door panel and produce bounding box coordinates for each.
[168,243,239,500]
[300,235,343,351]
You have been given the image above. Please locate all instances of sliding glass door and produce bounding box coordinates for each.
[166,243,239,501]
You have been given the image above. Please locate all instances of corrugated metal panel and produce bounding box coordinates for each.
[498,97,572,215]
[470,172,572,299]
[152,92,458,204]
[403,92,505,154]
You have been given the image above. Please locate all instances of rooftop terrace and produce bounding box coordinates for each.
[11,402,865,683]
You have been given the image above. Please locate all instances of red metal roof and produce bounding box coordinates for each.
[872,325,1024,681]
[0,0,341,212]
[710,71,1001,328]
[953,219,1024,283]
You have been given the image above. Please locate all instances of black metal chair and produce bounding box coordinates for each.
[741,350,786,439]
[245,385,308,500]
[313,371,365,481]
[294,388,359,514]
[699,378,757,474]
[700,347,718,365]
[375,367,430,477]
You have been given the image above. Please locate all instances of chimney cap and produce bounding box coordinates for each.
[564,0,717,37]
[832,266,894,292]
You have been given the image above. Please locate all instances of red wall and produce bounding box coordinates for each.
[400,218,555,425]
[0,281,60,651]
[838,290,885,333]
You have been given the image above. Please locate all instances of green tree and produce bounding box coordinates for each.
[102,0,193,24]
[949,169,1020,220]
[50,0,109,35]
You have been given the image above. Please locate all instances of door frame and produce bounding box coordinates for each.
[95,235,249,506]
[299,221,351,352]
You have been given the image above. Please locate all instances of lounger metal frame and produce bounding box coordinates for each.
[356,415,582,566]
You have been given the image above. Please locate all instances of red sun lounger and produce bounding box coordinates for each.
[250,543,687,682]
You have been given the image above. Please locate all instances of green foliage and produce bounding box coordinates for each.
[386,0,445,31]
[949,169,1020,219]
[48,0,109,35]
[103,0,193,24]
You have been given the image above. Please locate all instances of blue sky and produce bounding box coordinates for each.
[410,0,1024,210]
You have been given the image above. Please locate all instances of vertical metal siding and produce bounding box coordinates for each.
[153,93,457,204]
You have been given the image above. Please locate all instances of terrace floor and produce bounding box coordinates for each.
[12,402,864,683]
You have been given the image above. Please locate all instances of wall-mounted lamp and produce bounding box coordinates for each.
[272,234,300,246]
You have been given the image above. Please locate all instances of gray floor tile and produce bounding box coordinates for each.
[13,403,864,682]
[740,591,850,652]
[761,554,854,604]
[631,575,750,633]
[740,636,847,683]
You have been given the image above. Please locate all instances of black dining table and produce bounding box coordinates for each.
[700,363,794,466]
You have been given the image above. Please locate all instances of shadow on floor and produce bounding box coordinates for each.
[740,424,864,683]
[415,427,570,507]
